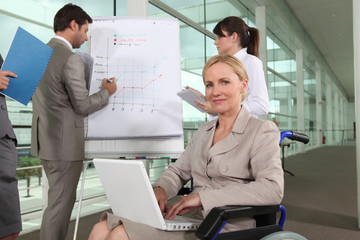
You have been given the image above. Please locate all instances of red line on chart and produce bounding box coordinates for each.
[114,74,163,98]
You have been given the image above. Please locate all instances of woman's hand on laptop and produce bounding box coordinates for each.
[154,186,168,216]
[164,193,202,220]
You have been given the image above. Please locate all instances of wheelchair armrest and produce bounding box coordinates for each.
[195,205,280,240]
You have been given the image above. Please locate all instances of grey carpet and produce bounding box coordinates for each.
[282,146,360,239]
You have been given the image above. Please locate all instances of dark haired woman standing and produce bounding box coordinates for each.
[187,16,269,118]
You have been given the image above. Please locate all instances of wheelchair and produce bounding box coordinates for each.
[194,131,309,240]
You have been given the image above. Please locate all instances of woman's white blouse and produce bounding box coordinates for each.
[234,48,269,117]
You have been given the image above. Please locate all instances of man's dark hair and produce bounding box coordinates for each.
[53,3,93,33]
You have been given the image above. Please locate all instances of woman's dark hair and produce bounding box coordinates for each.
[213,16,260,57]
[53,3,93,33]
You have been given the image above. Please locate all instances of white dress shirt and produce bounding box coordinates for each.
[54,35,73,50]
[234,48,269,117]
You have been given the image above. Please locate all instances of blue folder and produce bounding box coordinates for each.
[0,27,53,105]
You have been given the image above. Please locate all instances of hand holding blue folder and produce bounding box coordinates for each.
[0,27,53,106]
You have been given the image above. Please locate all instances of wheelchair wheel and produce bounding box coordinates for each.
[260,231,307,240]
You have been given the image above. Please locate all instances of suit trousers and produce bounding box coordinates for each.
[0,137,21,238]
[40,159,83,240]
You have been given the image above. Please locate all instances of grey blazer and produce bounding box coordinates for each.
[31,38,109,161]
[0,54,16,141]
[154,107,284,230]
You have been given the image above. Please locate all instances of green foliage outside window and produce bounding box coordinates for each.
[16,156,42,197]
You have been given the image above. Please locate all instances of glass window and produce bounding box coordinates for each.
[116,0,127,16]
[267,32,296,84]
[204,0,255,40]
[267,70,297,131]
[303,57,316,96]
[268,72,296,116]
[304,92,316,131]
[155,0,205,26]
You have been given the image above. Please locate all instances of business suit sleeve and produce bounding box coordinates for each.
[62,54,109,116]
[199,121,283,213]
[153,133,197,198]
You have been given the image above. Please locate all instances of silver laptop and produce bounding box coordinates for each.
[93,158,201,231]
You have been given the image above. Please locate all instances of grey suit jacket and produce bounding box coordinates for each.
[154,107,284,230]
[31,38,109,161]
[0,54,16,141]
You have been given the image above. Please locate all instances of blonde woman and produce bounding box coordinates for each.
[89,54,283,240]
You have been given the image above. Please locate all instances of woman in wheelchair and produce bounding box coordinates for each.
[88,54,284,240]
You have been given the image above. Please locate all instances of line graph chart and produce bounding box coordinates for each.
[87,17,183,138]
[92,55,169,113]
[107,58,166,112]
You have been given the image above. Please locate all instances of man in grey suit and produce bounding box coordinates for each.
[31,4,117,240]
[0,55,22,240]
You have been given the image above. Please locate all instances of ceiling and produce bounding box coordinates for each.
[285,0,353,101]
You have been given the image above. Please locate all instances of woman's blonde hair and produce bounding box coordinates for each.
[202,54,248,100]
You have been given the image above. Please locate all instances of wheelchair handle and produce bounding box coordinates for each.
[280,131,309,144]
